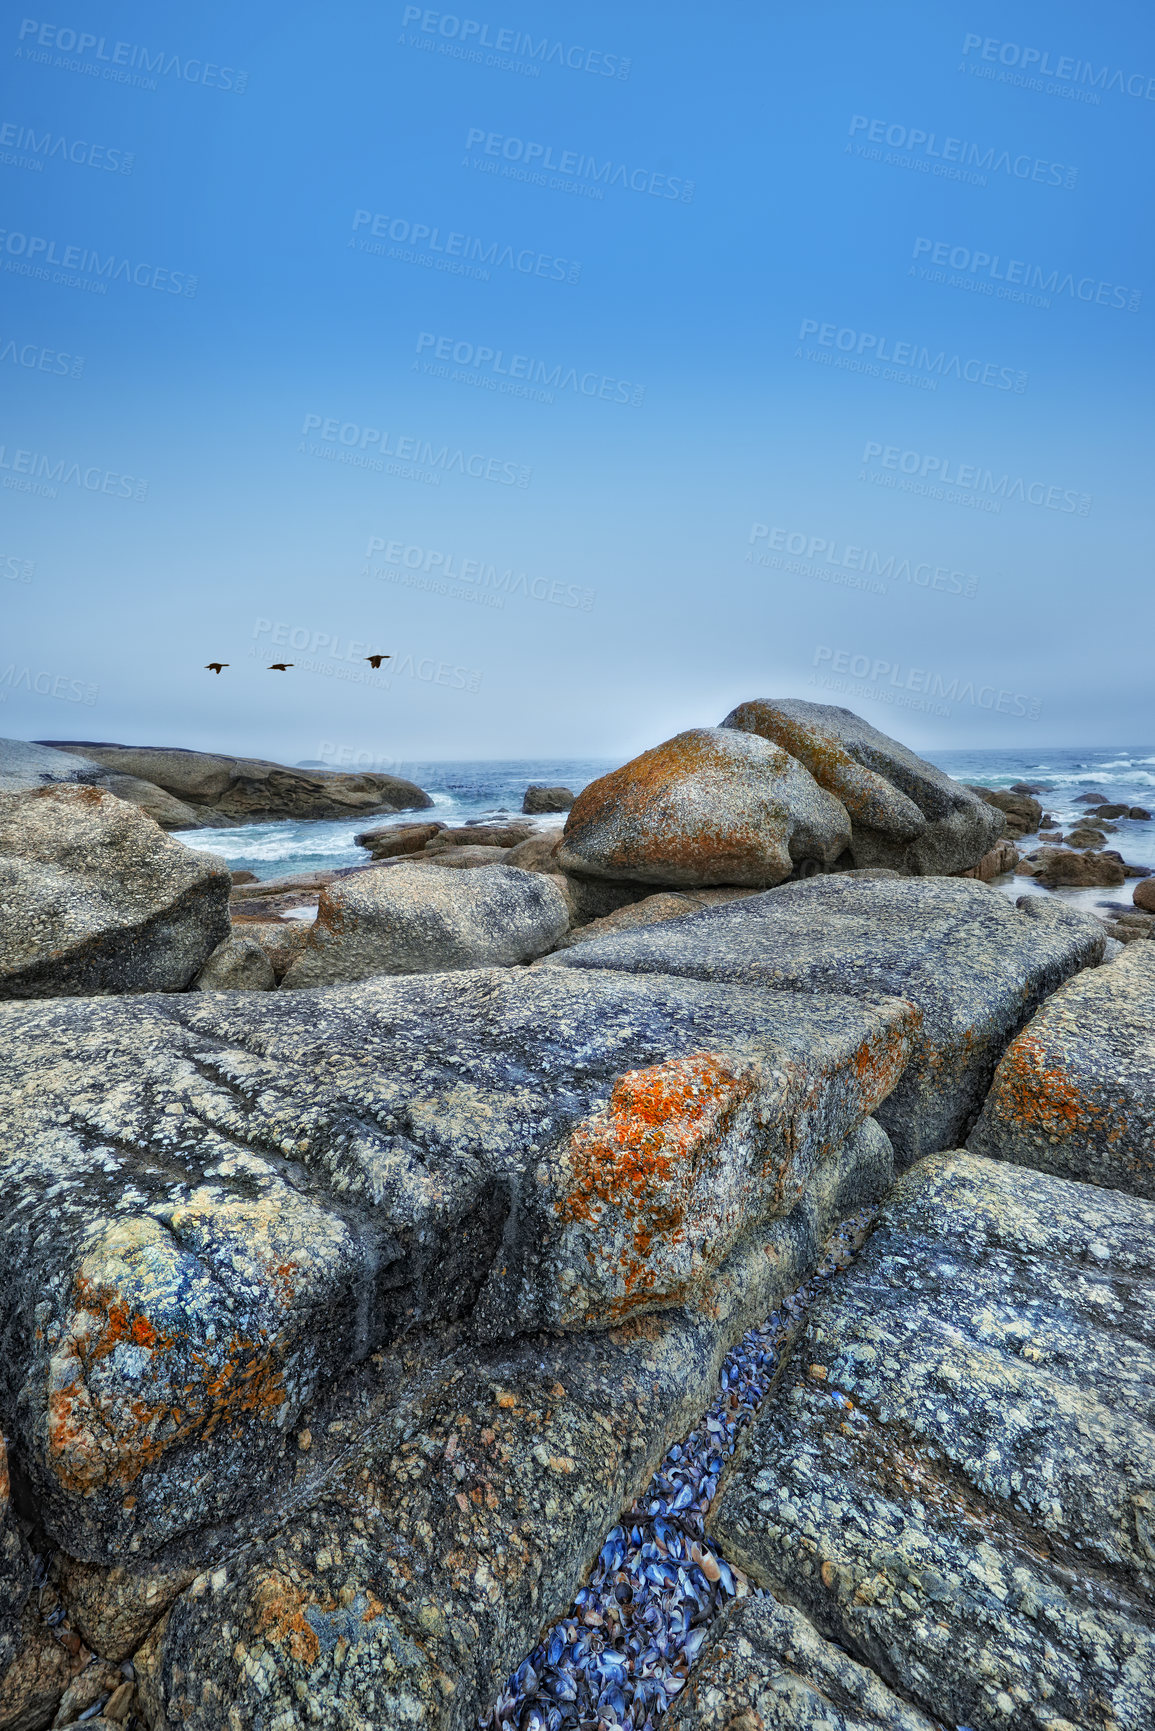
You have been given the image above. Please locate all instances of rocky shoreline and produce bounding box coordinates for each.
[0,702,1152,1730]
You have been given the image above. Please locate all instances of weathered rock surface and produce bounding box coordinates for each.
[98,772,204,830]
[416,844,515,870]
[550,889,756,953]
[1134,878,1155,912]
[968,940,1155,1197]
[1027,847,1126,888]
[0,786,231,998]
[967,785,1043,840]
[227,917,310,980]
[0,1440,25,1682]
[669,1594,940,1730]
[523,783,575,814]
[280,863,570,986]
[721,700,1003,874]
[353,820,445,859]
[544,877,1103,1164]
[957,838,1018,882]
[505,829,564,874]
[0,737,105,793]
[0,969,913,1564]
[192,934,277,992]
[132,1121,895,1731]
[426,824,535,851]
[39,742,431,825]
[557,728,851,889]
[709,1149,1155,1731]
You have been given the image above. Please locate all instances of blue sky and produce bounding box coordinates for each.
[1,0,1152,763]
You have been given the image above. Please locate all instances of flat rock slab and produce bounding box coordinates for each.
[669,1594,940,1730]
[0,737,105,793]
[544,877,1104,1164]
[132,1123,894,1731]
[709,1150,1155,1731]
[968,940,1155,1198]
[0,970,914,1562]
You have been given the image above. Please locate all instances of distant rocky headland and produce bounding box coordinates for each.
[0,701,1151,1730]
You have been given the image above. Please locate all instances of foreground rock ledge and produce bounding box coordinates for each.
[545,876,1104,1164]
[968,939,1155,1198]
[0,968,914,1564]
[708,1149,1155,1731]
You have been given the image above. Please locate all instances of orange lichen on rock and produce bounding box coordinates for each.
[556,1052,757,1308]
[988,1033,1122,1143]
[47,1272,289,1495]
[250,1572,322,1666]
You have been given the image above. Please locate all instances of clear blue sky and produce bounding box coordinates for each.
[2,0,1152,763]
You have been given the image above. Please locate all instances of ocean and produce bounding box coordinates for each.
[180,747,1155,920]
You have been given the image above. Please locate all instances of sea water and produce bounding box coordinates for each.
[179,746,1155,920]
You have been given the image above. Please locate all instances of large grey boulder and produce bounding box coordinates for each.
[543,876,1105,1164]
[0,785,231,997]
[0,968,914,1563]
[192,933,277,992]
[557,727,851,889]
[722,700,1003,874]
[132,1122,894,1731]
[669,1594,940,1730]
[0,737,105,792]
[280,862,571,986]
[968,940,1155,1196]
[708,1149,1155,1731]
[38,741,432,825]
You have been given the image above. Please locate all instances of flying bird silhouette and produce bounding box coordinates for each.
[204,663,228,674]
[267,663,294,671]
[365,654,391,669]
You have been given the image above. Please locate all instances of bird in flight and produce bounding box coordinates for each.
[204,663,229,674]
[267,663,294,671]
[365,654,391,669]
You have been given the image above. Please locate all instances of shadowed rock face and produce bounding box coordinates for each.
[0,969,914,1564]
[0,1439,26,1679]
[279,862,571,986]
[721,699,1003,874]
[557,727,852,889]
[38,742,432,825]
[968,941,1155,1197]
[708,1150,1155,1731]
[543,876,1105,1165]
[131,1122,895,1731]
[0,785,231,998]
[669,1594,941,1730]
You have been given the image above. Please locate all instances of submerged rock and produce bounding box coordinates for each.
[280,862,570,985]
[708,1149,1155,1731]
[968,940,1155,1197]
[0,785,230,998]
[722,699,1003,874]
[557,727,851,889]
[544,876,1103,1164]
